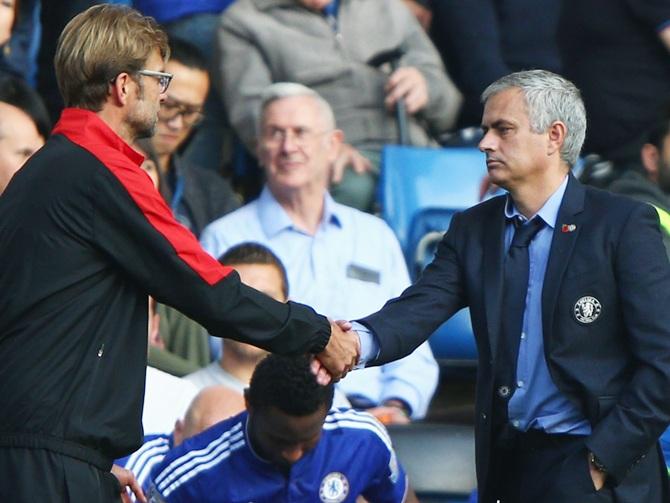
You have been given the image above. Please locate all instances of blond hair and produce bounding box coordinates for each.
[55,4,169,111]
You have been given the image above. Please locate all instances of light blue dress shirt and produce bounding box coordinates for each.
[504,175,590,434]
[200,187,439,418]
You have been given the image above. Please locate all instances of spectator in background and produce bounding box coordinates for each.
[185,241,352,408]
[609,107,670,257]
[148,355,418,502]
[430,0,562,130]
[559,0,670,172]
[133,0,236,174]
[216,0,461,212]
[201,83,439,424]
[185,243,282,393]
[118,385,244,499]
[139,37,239,238]
[0,74,49,194]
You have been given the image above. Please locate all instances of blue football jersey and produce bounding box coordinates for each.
[148,408,408,502]
[117,432,173,497]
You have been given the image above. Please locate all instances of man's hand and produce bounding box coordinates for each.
[331,143,372,185]
[112,464,146,503]
[587,453,606,491]
[368,405,411,425]
[385,67,429,114]
[313,321,360,384]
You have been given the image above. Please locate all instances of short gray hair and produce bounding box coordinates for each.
[481,70,586,166]
[257,82,336,135]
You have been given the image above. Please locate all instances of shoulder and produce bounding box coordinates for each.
[583,183,655,222]
[323,409,394,453]
[201,201,261,238]
[151,414,247,496]
[334,202,399,242]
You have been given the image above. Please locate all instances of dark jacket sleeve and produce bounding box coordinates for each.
[585,203,670,483]
[359,211,467,365]
[90,161,330,355]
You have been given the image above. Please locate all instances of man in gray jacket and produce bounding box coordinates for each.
[216,0,461,211]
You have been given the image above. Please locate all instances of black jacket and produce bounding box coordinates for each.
[0,108,330,468]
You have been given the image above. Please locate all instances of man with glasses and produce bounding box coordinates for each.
[0,6,360,502]
[201,82,439,425]
[142,37,239,238]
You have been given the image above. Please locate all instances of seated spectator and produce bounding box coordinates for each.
[201,83,439,424]
[608,107,670,257]
[216,0,461,211]
[147,354,418,502]
[0,74,49,194]
[118,385,244,499]
[139,37,239,238]
[185,241,351,408]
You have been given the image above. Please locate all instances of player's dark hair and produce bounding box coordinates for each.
[219,242,289,299]
[247,354,334,415]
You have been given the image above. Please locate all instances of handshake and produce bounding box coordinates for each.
[312,320,361,385]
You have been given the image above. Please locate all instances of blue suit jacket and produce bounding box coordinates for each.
[360,175,670,502]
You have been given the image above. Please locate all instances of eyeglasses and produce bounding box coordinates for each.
[261,126,329,147]
[137,69,173,93]
[158,97,205,127]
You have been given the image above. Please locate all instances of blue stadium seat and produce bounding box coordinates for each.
[379,146,488,365]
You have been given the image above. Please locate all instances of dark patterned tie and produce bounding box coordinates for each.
[494,216,545,426]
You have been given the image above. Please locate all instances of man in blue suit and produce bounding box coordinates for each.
[347,70,670,502]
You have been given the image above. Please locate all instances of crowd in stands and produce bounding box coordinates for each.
[1,0,670,501]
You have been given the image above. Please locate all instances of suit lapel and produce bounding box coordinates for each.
[483,197,507,359]
[541,174,586,340]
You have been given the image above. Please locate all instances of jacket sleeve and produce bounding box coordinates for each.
[359,211,467,365]
[90,160,330,355]
[585,203,670,484]
[624,0,670,31]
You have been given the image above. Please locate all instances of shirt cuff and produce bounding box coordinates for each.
[351,321,379,368]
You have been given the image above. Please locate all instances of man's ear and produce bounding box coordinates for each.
[109,73,133,106]
[327,129,345,162]
[641,143,660,182]
[547,121,567,158]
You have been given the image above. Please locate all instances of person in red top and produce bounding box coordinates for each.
[0,5,359,502]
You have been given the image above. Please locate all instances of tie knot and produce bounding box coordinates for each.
[510,217,544,248]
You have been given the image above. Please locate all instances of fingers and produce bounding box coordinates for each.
[385,67,428,114]
[330,144,372,184]
[111,464,146,503]
[335,319,352,331]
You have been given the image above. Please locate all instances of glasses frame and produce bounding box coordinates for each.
[158,97,205,127]
[137,69,173,94]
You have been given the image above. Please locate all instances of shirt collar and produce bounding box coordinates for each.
[258,186,343,238]
[504,174,569,229]
[51,108,144,167]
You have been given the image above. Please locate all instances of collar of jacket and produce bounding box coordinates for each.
[52,108,144,167]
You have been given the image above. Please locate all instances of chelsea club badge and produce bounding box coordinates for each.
[574,296,602,324]
[319,472,349,503]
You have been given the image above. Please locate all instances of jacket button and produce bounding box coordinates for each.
[481,413,487,421]
[497,385,511,398]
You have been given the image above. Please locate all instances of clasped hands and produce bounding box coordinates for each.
[312,320,361,385]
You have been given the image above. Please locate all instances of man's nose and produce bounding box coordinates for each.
[478,130,495,152]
